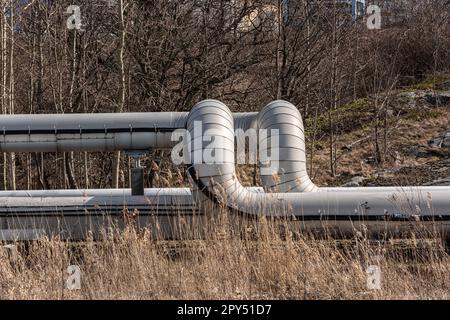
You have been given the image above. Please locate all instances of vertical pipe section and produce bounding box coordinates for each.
[186,100,280,214]
[258,100,318,192]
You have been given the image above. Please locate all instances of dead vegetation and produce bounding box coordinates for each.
[1,218,449,300]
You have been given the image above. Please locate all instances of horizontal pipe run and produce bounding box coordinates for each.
[1,187,450,241]
[0,112,258,153]
[0,186,448,198]
[1,187,449,218]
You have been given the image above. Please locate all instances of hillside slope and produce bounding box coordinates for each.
[308,75,450,188]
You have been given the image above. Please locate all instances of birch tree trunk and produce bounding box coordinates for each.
[328,0,338,177]
[112,0,127,189]
[5,0,15,190]
[66,27,78,189]
[1,0,6,189]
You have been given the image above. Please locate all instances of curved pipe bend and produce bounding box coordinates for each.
[186,99,279,215]
[186,100,450,219]
[258,100,318,193]
[0,102,317,194]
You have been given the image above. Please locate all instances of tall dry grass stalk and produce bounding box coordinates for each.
[0,213,449,300]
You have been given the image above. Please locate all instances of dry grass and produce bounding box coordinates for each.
[1,216,449,300]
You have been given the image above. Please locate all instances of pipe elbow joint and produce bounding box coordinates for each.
[258,100,318,193]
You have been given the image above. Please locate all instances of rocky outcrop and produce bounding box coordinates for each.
[423,93,450,106]
[424,176,450,186]
[429,133,450,148]
[341,176,366,187]
[398,91,450,108]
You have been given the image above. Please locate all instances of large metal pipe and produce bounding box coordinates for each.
[0,113,186,152]
[0,188,196,241]
[1,99,450,241]
[0,187,266,241]
[186,100,450,222]
[1,187,450,241]
[1,186,448,198]
[0,110,309,193]
[0,112,259,153]
[258,101,318,192]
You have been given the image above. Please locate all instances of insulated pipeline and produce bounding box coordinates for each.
[0,112,258,153]
[258,101,318,193]
[1,99,450,241]
[186,100,450,221]
[0,106,316,194]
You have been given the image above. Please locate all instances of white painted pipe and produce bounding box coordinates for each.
[0,110,310,193]
[0,112,259,153]
[0,187,264,198]
[1,99,450,241]
[186,100,450,221]
[258,100,318,192]
[0,113,186,152]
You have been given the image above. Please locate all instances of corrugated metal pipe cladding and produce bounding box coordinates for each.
[258,100,318,193]
[186,99,316,216]
[186,99,450,219]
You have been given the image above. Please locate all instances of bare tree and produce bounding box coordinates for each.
[112,0,127,189]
